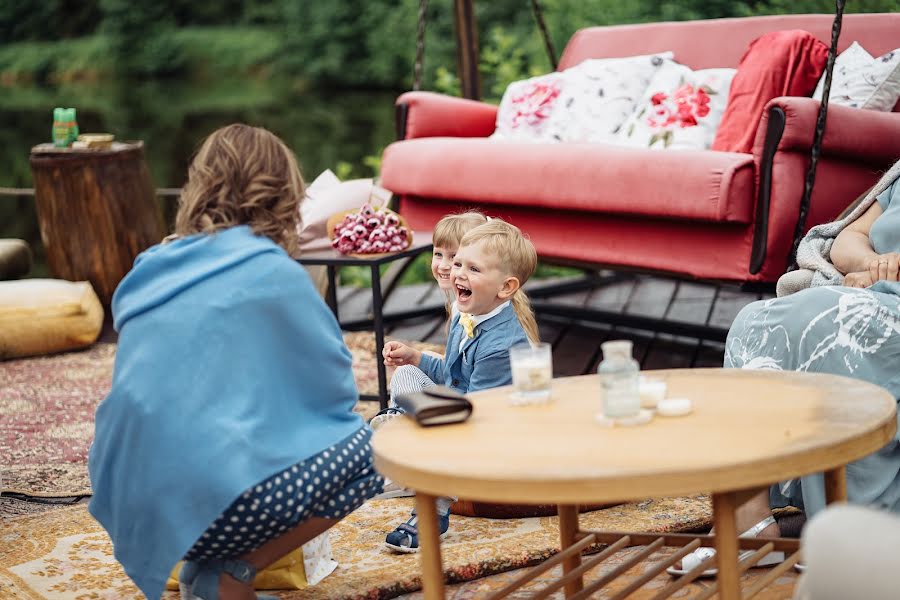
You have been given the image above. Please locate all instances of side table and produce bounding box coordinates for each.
[297,232,434,409]
[29,142,163,306]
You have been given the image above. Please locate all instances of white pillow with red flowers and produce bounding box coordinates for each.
[491,52,673,143]
[615,61,736,150]
[492,72,565,142]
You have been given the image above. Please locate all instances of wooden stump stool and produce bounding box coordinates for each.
[29,142,163,306]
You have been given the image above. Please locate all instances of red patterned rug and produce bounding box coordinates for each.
[0,333,442,497]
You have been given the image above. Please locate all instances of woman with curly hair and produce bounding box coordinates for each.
[89,124,383,600]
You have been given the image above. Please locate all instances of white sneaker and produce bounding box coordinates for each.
[666,515,784,577]
[369,407,405,432]
[374,478,416,499]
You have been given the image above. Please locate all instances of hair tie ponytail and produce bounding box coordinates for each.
[511,289,539,344]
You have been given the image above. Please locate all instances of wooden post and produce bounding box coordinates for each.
[453,0,481,100]
[558,504,584,597]
[824,465,848,504]
[712,492,741,600]
[29,142,163,306]
[415,492,446,600]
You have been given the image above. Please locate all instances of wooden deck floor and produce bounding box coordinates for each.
[336,271,774,376]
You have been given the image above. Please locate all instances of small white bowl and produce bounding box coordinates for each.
[639,377,667,409]
[657,397,693,417]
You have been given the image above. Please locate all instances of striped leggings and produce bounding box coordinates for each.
[388,364,455,514]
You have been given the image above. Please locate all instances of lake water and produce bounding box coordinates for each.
[0,78,398,277]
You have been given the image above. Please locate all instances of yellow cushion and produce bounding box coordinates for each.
[0,279,103,359]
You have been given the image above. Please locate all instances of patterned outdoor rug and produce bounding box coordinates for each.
[0,333,442,497]
[0,495,715,599]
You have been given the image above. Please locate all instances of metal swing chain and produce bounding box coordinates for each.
[413,0,429,90]
[788,0,845,269]
[531,0,558,70]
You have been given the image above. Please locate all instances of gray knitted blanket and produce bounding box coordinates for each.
[776,159,900,297]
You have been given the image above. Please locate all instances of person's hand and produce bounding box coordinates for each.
[843,270,874,289]
[383,341,421,367]
[866,252,900,283]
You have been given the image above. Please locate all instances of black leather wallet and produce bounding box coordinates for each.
[395,386,473,427]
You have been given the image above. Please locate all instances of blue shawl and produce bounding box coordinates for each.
[88,226,363,599]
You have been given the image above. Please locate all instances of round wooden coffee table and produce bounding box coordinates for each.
[372,369,897,600]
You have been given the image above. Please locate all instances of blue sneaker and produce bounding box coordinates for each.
[384,510,450,553]
[178,561,201,600]
[184,558,279,600]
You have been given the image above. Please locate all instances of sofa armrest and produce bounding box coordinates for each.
[748,97,900,274]
[396,91,498,140]
[752,96,900,164]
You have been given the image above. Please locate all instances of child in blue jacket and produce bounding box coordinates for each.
[379,218,540,552]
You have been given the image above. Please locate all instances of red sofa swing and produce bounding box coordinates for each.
[381,13,900,285]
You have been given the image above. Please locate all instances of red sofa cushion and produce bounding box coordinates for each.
[382,138,756,224]
[712,30,828,154]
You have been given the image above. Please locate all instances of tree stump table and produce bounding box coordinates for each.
[29,142,163,306]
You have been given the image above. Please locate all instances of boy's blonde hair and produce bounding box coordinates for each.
[433,211,488,249]
[459,219,540,344]
[175,124,305,255]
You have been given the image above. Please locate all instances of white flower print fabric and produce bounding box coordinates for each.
[813,41,900,111]
[492,52,673,143]
[726,285,900,518]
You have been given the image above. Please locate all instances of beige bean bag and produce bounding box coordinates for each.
[0,279,103,359]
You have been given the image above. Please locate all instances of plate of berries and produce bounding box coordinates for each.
[327,203,413,257]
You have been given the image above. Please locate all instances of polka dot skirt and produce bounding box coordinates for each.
[184,426,383,560]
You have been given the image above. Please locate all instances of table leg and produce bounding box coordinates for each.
[326,265,339,321]
[416,492,446,600]
[824,465,848,504]
[370,264,389,410]
[558,504,583,597]
[712,492,741,600]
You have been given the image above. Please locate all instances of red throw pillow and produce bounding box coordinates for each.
[712,30,829,154]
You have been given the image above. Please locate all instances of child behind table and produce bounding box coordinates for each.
[378,218,539,552]
[368,211,487,498]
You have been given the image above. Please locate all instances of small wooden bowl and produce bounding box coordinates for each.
[327,208,413,258]
[76,133,115,150]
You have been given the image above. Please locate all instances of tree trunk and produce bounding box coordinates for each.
[29,142,163,306]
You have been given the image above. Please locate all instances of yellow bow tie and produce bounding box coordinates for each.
[459,312,476,339]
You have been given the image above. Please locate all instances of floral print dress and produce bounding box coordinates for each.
[726,179,900,518]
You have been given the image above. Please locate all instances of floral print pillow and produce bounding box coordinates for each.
[492,73,565,142]
[615,61,736,150]
[813,41,900,111]
[492,52,673,143]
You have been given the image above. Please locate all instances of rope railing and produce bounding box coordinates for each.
[0,187,35,196]
[0,187,182,197]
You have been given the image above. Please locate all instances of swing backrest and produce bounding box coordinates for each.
[559,13,899,74]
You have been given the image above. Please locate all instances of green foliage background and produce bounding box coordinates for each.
[2,0,898,98]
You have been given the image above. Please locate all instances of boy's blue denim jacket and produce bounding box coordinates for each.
[418,303,529,394]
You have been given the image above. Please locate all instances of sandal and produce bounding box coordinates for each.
[666,515,785,578]
[384,511,450,553]
[179,559,279,600]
